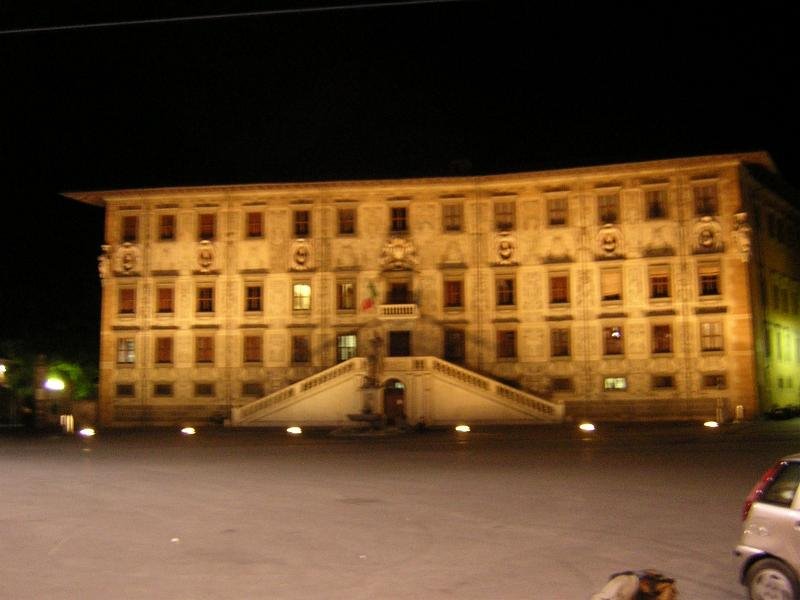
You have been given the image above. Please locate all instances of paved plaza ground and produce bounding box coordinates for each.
[3,420,800,599]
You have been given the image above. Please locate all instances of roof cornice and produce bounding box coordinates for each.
[63,151,775,206]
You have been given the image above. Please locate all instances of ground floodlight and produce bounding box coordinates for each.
[181,427,196,435]
[455,424,471,433]
[287,426,302,435]
[579,422,596,432]
[79,428,96,437]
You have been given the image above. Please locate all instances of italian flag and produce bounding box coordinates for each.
[361,281,378,311]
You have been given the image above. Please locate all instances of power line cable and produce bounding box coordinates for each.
[0,0,467,35]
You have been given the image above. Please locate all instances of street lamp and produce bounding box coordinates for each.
[44,376,66,391]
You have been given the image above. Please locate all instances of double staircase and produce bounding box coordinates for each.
[230,357,563,426]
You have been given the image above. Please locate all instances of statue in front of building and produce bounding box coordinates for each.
[365,331,384,389]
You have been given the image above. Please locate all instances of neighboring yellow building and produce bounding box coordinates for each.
[66,152,800,427]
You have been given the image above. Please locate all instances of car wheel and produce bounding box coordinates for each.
[747,558,800,600]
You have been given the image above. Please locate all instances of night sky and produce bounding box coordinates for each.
[2,1,799,362]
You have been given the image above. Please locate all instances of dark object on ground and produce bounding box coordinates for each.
[591,570,677,599]
[765,405,800,420]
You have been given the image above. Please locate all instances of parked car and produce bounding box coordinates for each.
[765,405,800,421]
[735,454,800,599]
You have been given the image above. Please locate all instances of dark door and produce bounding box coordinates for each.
[388,282,411,304]
[383,380,405,425]
[388,331,411,356]
[444,329,465,364]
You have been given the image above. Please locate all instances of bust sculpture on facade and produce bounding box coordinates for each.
[290,239,313,271]
[694,216,723,253]
[198,240,215,272]
[494,233,517,265]
[733,212,752,262]
[596,224,624,258]
[115,242,140,274]
[97,244,111,280]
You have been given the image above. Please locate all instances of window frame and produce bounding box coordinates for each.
[550,327,571,358]
[195,335,215,364]
[245,284,263,312]
[548,197,568,227]
[652,323,673,354]
[158,214,176,241]
[603,376,627,391]
[494,200,516,231]
[294,209,310,237]
[551,377,573,392]
[700,321,724,352]
[118,287,136,315]
[292,282,312,311]
[549,273,570,305]
[443,279,464,309]
[693,183,719,217]
[495,276,515,307]
[292,334,311,364]
[443,328,466,363]
[600,269,623,303]
[336,280,356,311]
[597,192,620,225]
[496,329,517,360]
[243,334,263,363]
[698,263,721,297]
[649,266,671,300]
[442,202,463,232]
[121,215,139,243]
[115,383,135,397]
[242,382,265,397]
[645,188,668,220]
[245,211,264,238]
[194,382,216,397]
[702,373,727,389]
[156,286,174,314]
[196,285,215,313]
[603,325,624,356]
[155,337,173,365]
[337,207,356,236]
[153,382,174,397]
[116,338,135,364]
[390,206,408,233]
[198,213,216,241]
[652,374,675,390]
[336,332,358,363]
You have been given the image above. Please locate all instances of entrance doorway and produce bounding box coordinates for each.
[383,379,406,426]
[387,281,412,304]
[388,331,411,357]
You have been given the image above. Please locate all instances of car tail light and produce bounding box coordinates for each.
[743,461,787,520]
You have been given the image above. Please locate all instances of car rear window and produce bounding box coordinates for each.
[762,462,800,507]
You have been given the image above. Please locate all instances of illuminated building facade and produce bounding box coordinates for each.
[67,152,800,427]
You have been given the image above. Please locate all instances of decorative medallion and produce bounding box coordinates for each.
[381,237,418,270]
[733,212,752,263]
[290,239,313,271]
[198,240,215,272]
[694,216,723,253]
[596,224,624,257]
[115,242,140,274]
[494,233,517,265]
